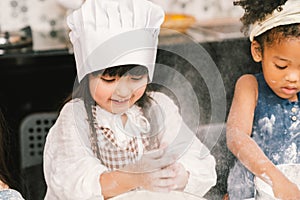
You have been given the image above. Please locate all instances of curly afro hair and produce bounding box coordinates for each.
[234,0,287,33]
[234,0,300,49]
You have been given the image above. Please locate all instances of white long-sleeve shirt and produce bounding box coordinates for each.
[43,92,216,200]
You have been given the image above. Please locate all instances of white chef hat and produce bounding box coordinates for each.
[67,0,165,82]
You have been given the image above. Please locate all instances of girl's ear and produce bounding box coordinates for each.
[251,40,262,62]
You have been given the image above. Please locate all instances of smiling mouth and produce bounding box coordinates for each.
[281,87,298,95]
[111,99,130,104]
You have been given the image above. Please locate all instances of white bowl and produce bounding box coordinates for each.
[254,164,300,200]
[110,190,206,200]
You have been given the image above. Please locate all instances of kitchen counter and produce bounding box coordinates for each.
[0,32,261,200]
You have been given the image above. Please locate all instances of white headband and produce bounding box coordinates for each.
[67,0,165,82]
[250,0,300,41]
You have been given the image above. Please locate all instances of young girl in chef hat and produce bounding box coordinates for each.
[43,0,217,199]
[226,0,300,199]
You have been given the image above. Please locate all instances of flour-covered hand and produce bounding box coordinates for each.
[120,147,165,173]
[139,162,189,192]
[168,162,189,191]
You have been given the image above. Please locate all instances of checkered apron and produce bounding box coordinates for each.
[89,106,160,170]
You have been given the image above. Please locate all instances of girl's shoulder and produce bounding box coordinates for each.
[234,74,259,103]
[235,74,259,93]
[236,74,258,86]
[148,91,179,113]
[149,91,177,105]
[61,98,85,112]
[59,98,86,118]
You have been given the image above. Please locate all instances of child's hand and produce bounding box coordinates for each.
[121,147,165,173]
[272,175,300,200]
[166,163,189,191]
[140,162,189,192]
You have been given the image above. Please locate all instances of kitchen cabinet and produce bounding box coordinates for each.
[0,49,76,199]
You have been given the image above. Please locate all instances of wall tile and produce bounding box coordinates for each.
[0,0,66,31]
[0,0,243,31]
[151,0,243,21]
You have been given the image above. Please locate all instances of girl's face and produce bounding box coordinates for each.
[252,38,300,102]
[89,72,148,114]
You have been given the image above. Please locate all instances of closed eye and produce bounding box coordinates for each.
[100,77,116,82]
[131,75,145,81]
[275,64,287,70]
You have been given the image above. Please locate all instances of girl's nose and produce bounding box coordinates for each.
[114,78,132,97]
[285,71,300,83]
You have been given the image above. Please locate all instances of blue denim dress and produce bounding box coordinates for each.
[0,189,24,200]
[227,73,300,199]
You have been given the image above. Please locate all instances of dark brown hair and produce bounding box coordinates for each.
[0,108,13,188]
[64,65,153,108]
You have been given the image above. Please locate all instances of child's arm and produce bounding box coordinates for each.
[176,136,217,196]
[100,165,186,199]
[227,74,300,199]
[99,170,139,199]
[150,91,216,196]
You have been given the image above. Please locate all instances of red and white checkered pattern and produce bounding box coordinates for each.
[90,106,160,170]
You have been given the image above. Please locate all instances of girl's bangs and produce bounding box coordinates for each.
[93,65,148,77]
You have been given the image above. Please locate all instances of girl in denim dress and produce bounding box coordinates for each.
[226,0,300,199]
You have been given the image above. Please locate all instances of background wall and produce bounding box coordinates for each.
[0,0,66,31]
[0,0,243,32]
[152,0,243,21]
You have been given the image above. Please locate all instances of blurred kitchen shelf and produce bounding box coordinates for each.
[32,30,69,51]
[162,13,196,34]
[186,18,246,42]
